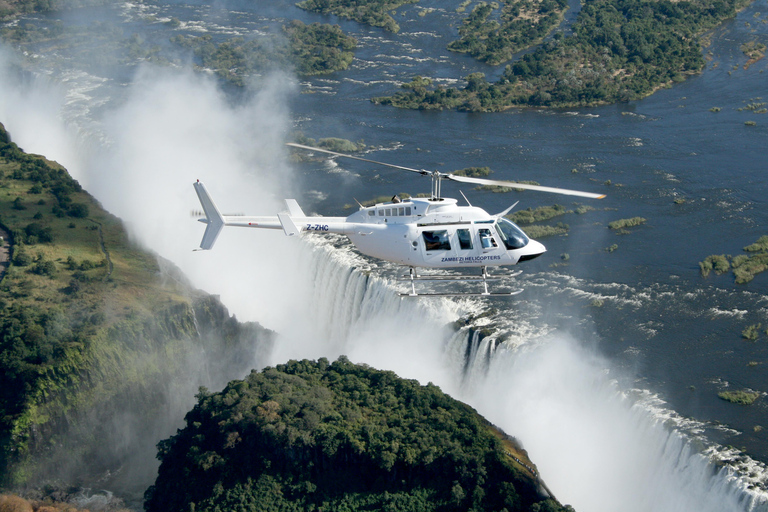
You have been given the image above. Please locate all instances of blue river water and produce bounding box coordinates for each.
[1,0,767,507]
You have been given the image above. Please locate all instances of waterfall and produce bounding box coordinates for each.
[272,236,768,512]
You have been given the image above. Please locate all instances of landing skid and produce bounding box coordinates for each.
[399,267,523,298]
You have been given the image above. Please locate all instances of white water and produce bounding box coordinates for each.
[1,53,767,511]
[274,239,768,512]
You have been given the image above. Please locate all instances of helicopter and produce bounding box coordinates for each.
[193,142,605,297]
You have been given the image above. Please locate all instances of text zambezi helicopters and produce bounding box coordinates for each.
[194,143,605,297]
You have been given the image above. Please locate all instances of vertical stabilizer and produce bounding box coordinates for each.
[193,181,226,250]
[285,199,305,218]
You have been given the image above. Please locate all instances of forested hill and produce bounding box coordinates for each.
[0,123,273,489]
[145,357,573,512]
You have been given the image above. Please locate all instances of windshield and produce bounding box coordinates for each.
[495,218,529,250]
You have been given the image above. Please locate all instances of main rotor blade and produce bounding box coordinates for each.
[447,174,606,199]
[286,142,429,176]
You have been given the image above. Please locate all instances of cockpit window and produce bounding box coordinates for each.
[495,218,529,250]
[422,230,451,251]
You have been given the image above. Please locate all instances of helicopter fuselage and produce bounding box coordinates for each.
[343,197,545,268]
[211,193,546,269]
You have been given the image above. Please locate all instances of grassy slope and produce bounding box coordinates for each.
[0,123,269,486]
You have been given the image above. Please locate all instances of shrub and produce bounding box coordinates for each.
[67,203,89,218]
[718,390,760,405]
[24,223,54,244]
[699,254,729,277]
[742,323,761,340]
[12,249,32,267]
[608,217,646,230]
[744,235,768,252]
[31,260,57,277]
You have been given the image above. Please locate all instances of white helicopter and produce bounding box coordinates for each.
[194,142,605,297]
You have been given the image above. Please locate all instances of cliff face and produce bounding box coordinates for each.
[0,123,273,493]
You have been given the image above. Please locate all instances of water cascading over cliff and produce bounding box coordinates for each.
[268,238,768,512]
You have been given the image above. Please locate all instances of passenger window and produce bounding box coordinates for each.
[368,210,375,216]
[457,229,473,250]
[422,230,451,251]
[386,208,392,216]
[379,210,384,216]
[479,229,497,249]
[405,206,411,215]
[399,207,404,216]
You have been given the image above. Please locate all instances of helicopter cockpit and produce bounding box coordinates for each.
[494,217,529,250]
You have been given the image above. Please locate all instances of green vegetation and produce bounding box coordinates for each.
[0,123,271,486]
[291,133,366,154]
[504,203,598,239]
[608,217,646,230]
[575,205,595,215]
[374,0,750,110]
[508,204,568,224]
[741,41,766,67]
[606,243,618,253]
[718,390,761,405]
[739,101,767,113]
[447,0,569,65]
[315,137,366,153]
[296,0,419,33]
[744,235,768,252]
[171,21,357,86]
[700,235,768,283]
[522,223,569,238]
[145,357,572,512]
[742,323,761,340]
[289,134,367,168]
[2,19,355,88]
[457,0,473,13]
[452,166,492,177]
[699,254,730,276]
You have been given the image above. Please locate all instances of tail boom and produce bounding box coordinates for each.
[193,181,355,250]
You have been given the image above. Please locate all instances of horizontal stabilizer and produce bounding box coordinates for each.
[277,212,300,237]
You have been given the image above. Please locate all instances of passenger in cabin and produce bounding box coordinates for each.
[479,229,497,249]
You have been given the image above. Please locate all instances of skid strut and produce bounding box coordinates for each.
[399,266,523,298]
